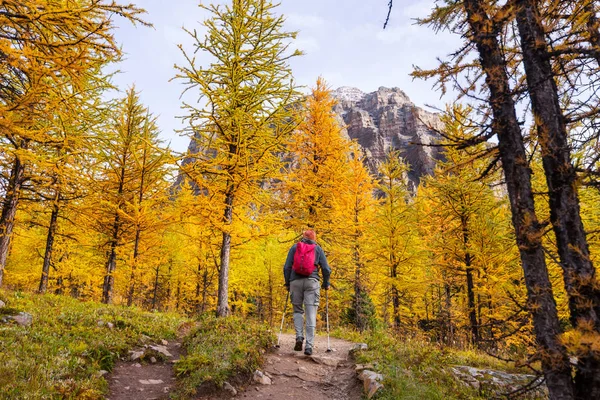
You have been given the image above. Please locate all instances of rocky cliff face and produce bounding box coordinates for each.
[177,86,443,193]
[332,86,443,192]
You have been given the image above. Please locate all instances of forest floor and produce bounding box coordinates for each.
[106,333,363,400]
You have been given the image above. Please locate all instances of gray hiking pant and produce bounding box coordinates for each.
[290,277,320,350]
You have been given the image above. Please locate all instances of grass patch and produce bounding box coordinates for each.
[333,327,531,400]
[172,315,274,398]
[0,289,187,399]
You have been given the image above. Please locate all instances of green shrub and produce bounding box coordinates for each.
[173,315,274,398]
[334,327,530,400]
[0,289,187,399]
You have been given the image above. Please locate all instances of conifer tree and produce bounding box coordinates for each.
[374,150,413,328]
[0,0,147,287]
[37,67,112,294]
[339,149,378,332]
[414,2,575,396]
[175,0,301,317]
[418,109,523,347]
[91,88,160,304]
[513,4,600,394]
[279,78,352,242]
[124,112,171,307]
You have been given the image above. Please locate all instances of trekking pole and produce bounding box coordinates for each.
[326,289,332,352]
[276,291,289,348]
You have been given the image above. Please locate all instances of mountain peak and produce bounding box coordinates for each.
[331,86,365,103]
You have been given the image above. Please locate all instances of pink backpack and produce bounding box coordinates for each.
[292,242,316,276]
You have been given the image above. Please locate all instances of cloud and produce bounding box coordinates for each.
[285,13,325,29]
[294,36,320,53]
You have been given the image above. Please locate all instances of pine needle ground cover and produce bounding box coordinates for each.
[173,315,274,398]
[0,290,186,399]
[335,328,534,400]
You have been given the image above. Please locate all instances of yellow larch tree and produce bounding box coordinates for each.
[0,0,147,287]
[279,78,353,246]
[416,109,524,348]
[372,150,424,329]
[175,0,301,317]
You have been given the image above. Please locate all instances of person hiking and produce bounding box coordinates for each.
[283,229,331,355]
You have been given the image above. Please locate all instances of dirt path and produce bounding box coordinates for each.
[107,333,363,400]
[106,340,182,400]
[199,333,363,400]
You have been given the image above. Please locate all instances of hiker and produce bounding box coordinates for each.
[283,229,331,356]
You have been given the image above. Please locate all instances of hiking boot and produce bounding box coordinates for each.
[294,338,303,351]
[304,347,312,356]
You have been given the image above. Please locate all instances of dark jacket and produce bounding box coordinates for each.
[283,238,331,288]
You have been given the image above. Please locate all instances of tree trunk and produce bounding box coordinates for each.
[216,187,234,317]
[166,259,172,311]
[128,140,148,307]
[445,282,454,345]
[390,262,401,328]
[463,0,575,397]
[196,262,202,313]
[39,190,60,294]
[127,229,142,306]
[584,2,600,67]
[353,205,366,331]
[176,276,181,311]
[354,244,364,331]
[102,212,120,304]
[516,3,600,397]
[268,260,274,327]
[461,216,479,345]
[0,155,25,287]
[201,268,209,314]
[465,266,478,345]
[152,264,160,311]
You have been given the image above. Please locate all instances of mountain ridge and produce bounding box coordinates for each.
[331,86,443,191]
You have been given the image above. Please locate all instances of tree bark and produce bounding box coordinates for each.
[196,262,203,313]
[216,186,234,317]
[463,0,575,397]
[515,3,600,397]
[354,245,364,331]
[152,264,160,310]
[462,216,479,345]
[128,140,148,307]
[390,261,401,328]
[0,154,25,287]
[584,2,600,67]
[127,228,141,306]
[39,190,60,294]
[102,212,120,304]
[353,205,366,331]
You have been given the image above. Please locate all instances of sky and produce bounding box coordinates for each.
[110,0,461,153]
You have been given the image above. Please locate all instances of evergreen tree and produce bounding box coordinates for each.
[0,0,146,287]
[175,0,301,316]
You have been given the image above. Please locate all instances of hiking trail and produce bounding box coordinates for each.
[106,339,182,400]
[107,333,362,400]
[198,333,362,400]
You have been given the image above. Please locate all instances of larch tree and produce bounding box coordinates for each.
[513,2,600,395]
[175,0,301,317]
[413,1,575,397]
[123,112,172,307]
[373,150,414,329]
[37,67,112,294]
[279,78,353,243]
[418,109,523,348]
[338,149,378,332]
[91,88,157,304]
[0,0,147,287]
